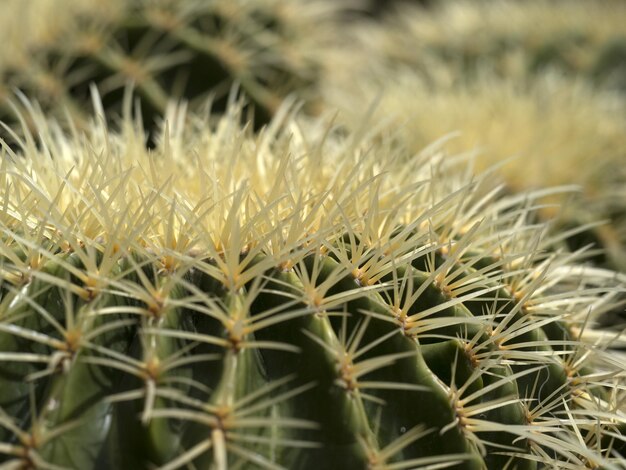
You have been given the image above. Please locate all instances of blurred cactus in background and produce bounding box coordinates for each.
[0,0,340,140]
[351,0,626,90]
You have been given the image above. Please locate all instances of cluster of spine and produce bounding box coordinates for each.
[0,100,625,469]
[0,0,337,138]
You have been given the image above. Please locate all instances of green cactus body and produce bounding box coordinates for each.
[0,101,625,469]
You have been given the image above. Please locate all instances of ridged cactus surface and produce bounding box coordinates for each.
[0,101,625,469]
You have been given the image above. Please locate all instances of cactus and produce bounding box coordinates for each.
[0,97,625,469]
[0,0,338,140]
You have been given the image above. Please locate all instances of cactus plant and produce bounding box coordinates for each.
[0,97,625,469]
[0,0,339,140]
